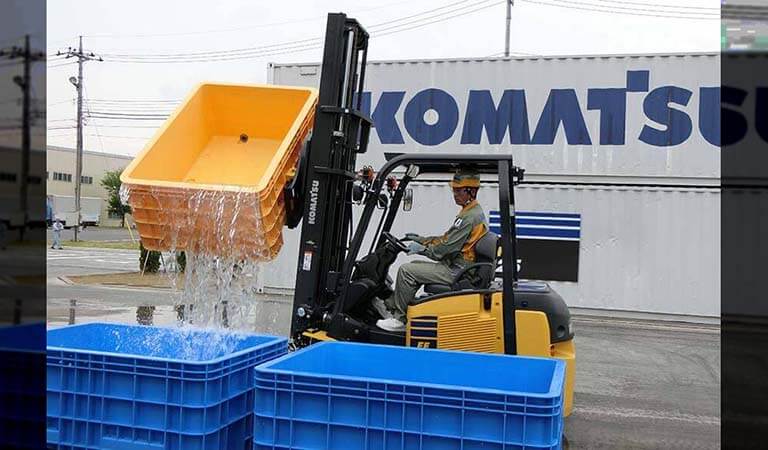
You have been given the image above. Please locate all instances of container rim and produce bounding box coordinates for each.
[120,82,318,193]
[0,322,46,354]
[256,341,566,399]
[46,322,286,365]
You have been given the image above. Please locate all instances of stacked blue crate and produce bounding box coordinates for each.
[47,322,287,450]
[0,323,46,449]
[254,342,566,450]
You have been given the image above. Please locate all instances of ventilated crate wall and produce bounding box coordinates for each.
[253,342,565,450]
[46,323,287,450]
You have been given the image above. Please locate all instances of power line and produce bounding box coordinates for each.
[83,85,105,153]
[48,99,76,107]
[74,0,427,40]
[589,0,719,11]
[563,0,718,16]
[373,0,498,34]
[73,124,160,129]
[96,0,504,63]
[86,98,180,103]
[375,1,504,38]
[87,113,168,120]
[367,0,474,29]
[518,0,720,20]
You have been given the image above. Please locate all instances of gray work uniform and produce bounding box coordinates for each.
[385,200,488,322]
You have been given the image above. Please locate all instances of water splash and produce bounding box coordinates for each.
[122,184,280,333]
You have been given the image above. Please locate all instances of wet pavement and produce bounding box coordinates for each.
[47,247,720,449]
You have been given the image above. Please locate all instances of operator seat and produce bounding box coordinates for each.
[422,231,499,296]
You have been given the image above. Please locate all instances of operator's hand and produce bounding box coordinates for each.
[403,232,422,242]
[406,241,426,255]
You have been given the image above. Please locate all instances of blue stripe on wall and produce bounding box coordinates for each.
[491,217,580,227]
[489,224,580,240]
[491,211,581,219]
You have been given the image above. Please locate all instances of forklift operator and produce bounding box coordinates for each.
[374,168,488,331]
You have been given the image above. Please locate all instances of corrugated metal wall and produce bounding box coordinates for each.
[260,183,719,317]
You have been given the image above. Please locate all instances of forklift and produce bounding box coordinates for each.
[284,13,575,416]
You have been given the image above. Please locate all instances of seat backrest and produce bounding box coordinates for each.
[451,231,499,291]
[473,230,498,264]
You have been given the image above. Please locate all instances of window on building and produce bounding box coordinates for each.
[0,172,17,182]
[81,175,93,184]
[53,172,72,182]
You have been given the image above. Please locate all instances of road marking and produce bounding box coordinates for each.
[575,406,720,426]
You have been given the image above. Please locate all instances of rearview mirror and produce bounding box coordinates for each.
[406,164,420,178]
[403,188,413,211]
[377,193,389,209]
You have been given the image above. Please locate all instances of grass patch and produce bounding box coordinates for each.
[56,240,140,250]
[68,271,183,289]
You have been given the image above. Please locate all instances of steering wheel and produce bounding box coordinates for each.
[381,231,409,252]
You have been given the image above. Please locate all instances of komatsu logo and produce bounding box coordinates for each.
[308,180,320,225]
[357,70,751,148]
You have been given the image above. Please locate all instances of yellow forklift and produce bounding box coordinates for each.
[283,13,575,416]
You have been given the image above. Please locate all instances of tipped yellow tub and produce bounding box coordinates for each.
[121,83,317,259]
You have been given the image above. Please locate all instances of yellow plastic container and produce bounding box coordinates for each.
[120,83,317,260]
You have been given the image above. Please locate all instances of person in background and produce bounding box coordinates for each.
[51,218,64,250]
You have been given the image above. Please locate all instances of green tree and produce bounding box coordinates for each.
[100,169,131,227]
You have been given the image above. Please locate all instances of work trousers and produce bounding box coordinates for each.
[52,230,62,249]
[385,260,455,322]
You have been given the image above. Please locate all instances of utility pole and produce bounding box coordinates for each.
[6,35,44,240]
[20,36,31,241]
[505,0,513,57]
[59,37,102,242]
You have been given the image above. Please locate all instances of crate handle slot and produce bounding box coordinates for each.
[101,437,164,450]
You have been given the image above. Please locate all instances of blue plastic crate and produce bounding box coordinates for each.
[254,342,565,450]
[47,322,287,450]
[0,323,46,449]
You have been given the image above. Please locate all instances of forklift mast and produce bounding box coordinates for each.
[289,13,371,339]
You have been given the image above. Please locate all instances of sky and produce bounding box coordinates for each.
[0,0,45,150]
[45,0,720,156]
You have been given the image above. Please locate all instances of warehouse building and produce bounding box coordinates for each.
[45,146,133,227]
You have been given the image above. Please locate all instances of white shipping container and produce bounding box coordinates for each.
[271,53,720,183]
[266,54,721,318]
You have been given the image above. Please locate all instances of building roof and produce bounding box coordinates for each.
[47,145,134,161]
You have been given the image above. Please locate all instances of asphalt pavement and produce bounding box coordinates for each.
[46,247,720,449]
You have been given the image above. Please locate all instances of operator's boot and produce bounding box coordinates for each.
[372,298,392,319]
[377,317,406,332]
